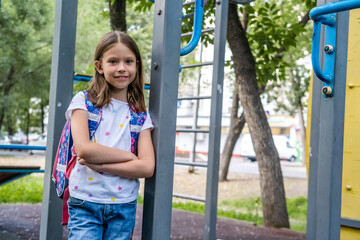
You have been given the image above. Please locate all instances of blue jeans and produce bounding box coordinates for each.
[67,197,136,240]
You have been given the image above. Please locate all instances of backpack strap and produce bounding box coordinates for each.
[52,91,102,198]
[83,90,102,139]
[129,105,147,155]
[65,91,102,178]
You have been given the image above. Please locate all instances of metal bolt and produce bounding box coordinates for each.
[324,45,334,54]
[216,1,221,5]
[157,9,162,15]
[154,63,159,70]
[322,86,332,95]
[346,185,352,191]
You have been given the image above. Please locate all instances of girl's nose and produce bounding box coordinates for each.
[117,62,125,71]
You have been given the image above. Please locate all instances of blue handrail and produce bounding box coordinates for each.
[310,0,360,96]
[310,0,360,20]
[0,144,46,151]
[310,13,336,83]
[180,0,204,56]
[0,169,44,173]
[73,73,92,82]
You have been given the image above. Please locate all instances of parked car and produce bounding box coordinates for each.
[29,134,47,154]
[238,134,297,162]
[0,135,11,145]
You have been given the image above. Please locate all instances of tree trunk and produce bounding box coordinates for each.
[109,0,126,31]
[41,99,45,134]
[0,65,16,132]
[219,90,246,181]
[227,4,289,228]
[26,106,30,144]
[297,100,306,165]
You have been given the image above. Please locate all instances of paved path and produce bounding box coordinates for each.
[0,204,305,240]
[228,158,307,179]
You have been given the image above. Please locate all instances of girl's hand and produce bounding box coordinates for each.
[81,161,102,172]
[77,157,86,165]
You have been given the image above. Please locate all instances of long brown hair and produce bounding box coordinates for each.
[88,31,146,112]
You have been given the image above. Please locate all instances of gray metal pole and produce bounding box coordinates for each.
[307,0,349,239]
[40,0,78,239]
[203,0,228,239]
[142,1,183,239]
[189,43,204,171]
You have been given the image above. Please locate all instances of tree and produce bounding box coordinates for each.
[109,0,126,31]
[0,0,53,135]
[224,0,315,227]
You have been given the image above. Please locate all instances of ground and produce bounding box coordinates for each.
[0,152,307,239]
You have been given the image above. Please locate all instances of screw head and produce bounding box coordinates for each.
[324,45,334,54]
[322,86,332,95]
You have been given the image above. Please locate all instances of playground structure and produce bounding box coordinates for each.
[39,1,228,239]
[307,1,360,239]
[0,0,359,239]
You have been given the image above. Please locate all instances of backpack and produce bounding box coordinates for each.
[52,90,147,224]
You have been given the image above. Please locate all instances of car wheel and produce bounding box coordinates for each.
[289,156,296,162]
[249,157,256,162]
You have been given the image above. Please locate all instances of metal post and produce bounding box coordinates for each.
[142,1,183,239]
[307,0,349,239]
[189,43,204,171]
[203,0,228,239]
[40,0,78,239]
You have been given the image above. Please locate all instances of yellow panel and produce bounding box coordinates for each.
[341,9,360,239]
[340,227,360,240]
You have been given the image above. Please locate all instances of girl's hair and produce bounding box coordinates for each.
[88,31,146,112]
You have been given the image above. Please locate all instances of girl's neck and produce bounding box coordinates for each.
[109,88,128,102]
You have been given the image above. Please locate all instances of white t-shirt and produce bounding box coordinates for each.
[66,91,153,204]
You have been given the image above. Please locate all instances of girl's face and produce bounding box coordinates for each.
[95,42,137,101]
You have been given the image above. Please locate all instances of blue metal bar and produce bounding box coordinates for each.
[73,73,92,82]
[0,169,44,173]
[341,217,360,229]
[0,144,46,151]
[311,14,336,85]
[73,74,151,91]
[310,0,360,20]
[310,0,360,97]
[180,0,204,56]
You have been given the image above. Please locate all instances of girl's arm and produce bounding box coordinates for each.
[71,109,138,164]
[79,128,155,178]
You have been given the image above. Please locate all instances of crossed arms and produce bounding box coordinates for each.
[71,109,155,178]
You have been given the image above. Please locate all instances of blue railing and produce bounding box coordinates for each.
[310,0,360,97]
[180,0,204,56]
[0,144,46,151]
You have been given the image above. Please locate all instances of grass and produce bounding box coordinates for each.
[0,176,307,232]
[0,175,43,203]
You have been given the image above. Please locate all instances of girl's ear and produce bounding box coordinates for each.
[94,60,104,74]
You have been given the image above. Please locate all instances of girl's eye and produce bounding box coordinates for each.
[110,60,117,64]
[126,59,134,64]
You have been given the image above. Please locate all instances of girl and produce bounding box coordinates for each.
[66,31,155,240]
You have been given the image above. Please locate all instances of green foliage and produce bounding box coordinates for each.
[128,0,153,12]
[0,175,43,203]
[0,0,53,135]
[126,2,154,84]
[243,0,310,85]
